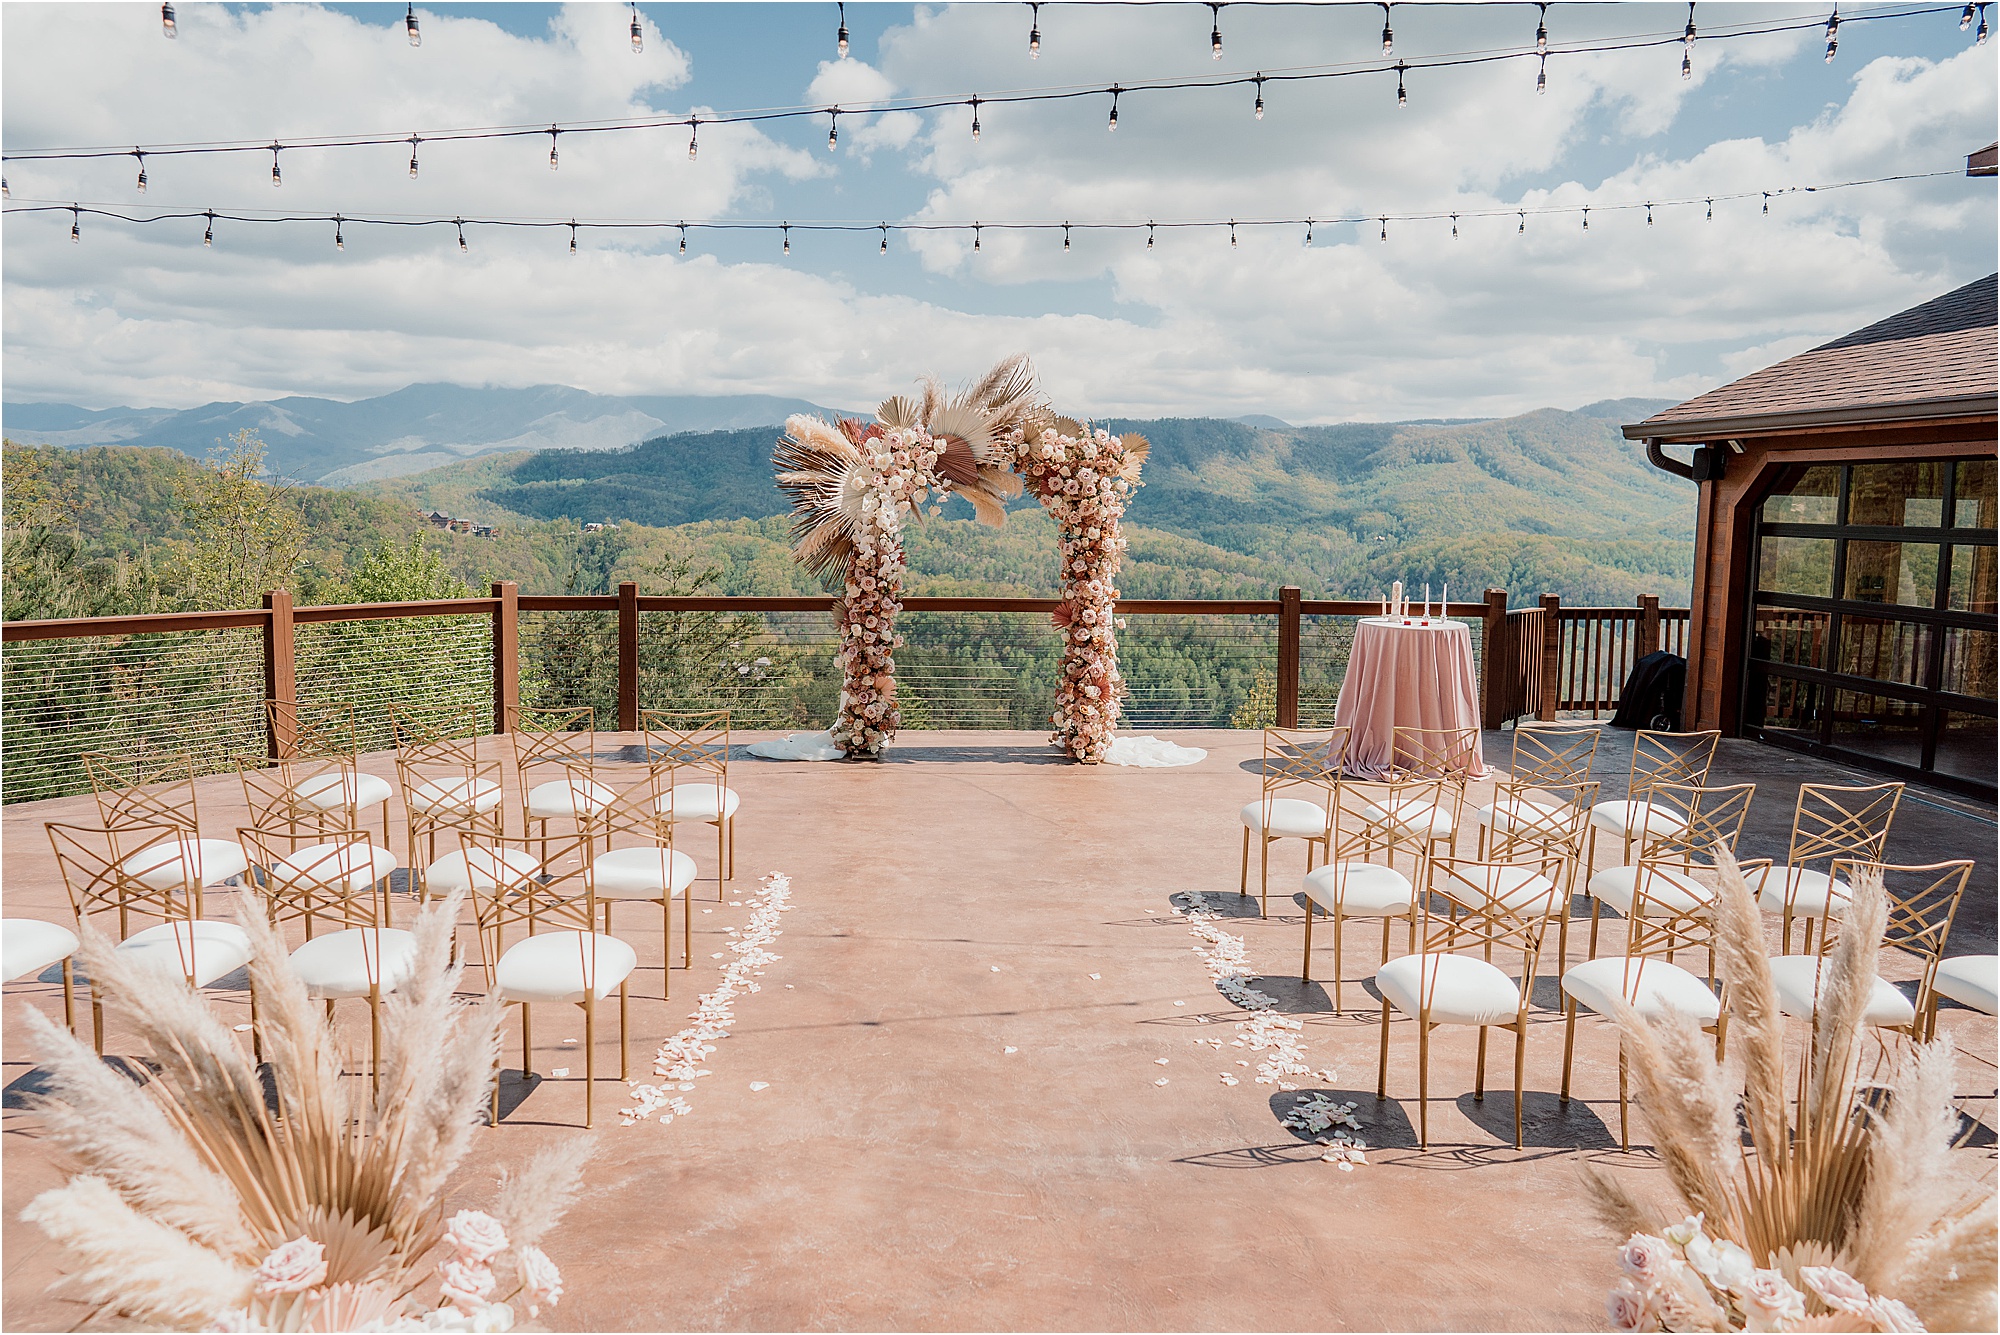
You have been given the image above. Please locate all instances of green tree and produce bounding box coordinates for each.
[170,430,309,610]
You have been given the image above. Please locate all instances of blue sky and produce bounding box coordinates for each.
[2,2,1994,419]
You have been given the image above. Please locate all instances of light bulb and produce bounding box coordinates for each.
[679,224,687,254]
[1029,2,1041,57]
[837,2,849,57]
[1535,3,1548,54]
[880,226,889,255]
[1706,198,1713,221]
[1304,221,1313,246]
[162,3,176,38]
[1645,203,1653,226]
[1380,3,1393,54]
[335,217,344,251]
[1979,5,1989,44]
[70,210,79,243]
[406,3,420,47]
[408,138,420,178]
[548,128,559,170]
[782,225,791,256]
[1762,192,1770,215]
[1451,214,1459,239]
[1230,221,1237,248]
[1147,223,1155,250]
[1379,217,1387,242]
[1682,1,1695,77]
[1824,6,1839,61]
[1396,63,1407,106]
[1582,207,1590,231]
[569,223,578,255]
[1253,76,1264,119]
[457,219,466,251]
[1682,50,1692,80]
[205,213,215,246]
[828,111,839,151]
[271,146,282,187]
[970,98,982,140]
[1208,2,1223,57]
[1537,54,1546,94]
[973,224,982,253]
[688,119,699,161]
[1,177,9,199]
[631,3,643,52]
[1518,211,1525,233]
[1063,223,1071,252]
[1108,88,1119,131]
[1963,1,1976,28]
[135,152,147,193]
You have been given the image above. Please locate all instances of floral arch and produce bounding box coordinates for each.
[773,357,1148,762]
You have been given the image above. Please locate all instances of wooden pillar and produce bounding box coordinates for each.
[1276,585,1301,728]
[1481,588,1508,728]
[262,588,296,759]
[617,580,640,732]
[491,580,519,735]
[1537,593,1562,722]
[1638,593,1661,659]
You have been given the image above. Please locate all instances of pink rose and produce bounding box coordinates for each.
[1866,1297,1924,1333]
[437,1256,497,1311]
[254,1236,329,1295]
[514,1244,564,1316]
[1800,1266,1871,1316]
[444,1209,510,1264]
[1619,1234,1680,1286]
[1738,1268,1806,1332]
[1606,1279,1654,1332]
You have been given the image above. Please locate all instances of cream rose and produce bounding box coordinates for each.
[253,1236,328,1295]
[1737,1268,1805,1332]
[444,1209,510,1264]
[438,1257,498,1311]
[514,1245,564,1317]
[1800,1266,1871,1316]
[1605,1279,1654,1333]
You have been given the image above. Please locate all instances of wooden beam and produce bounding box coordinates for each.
[491,580,519,736]
[617,581,640,732]
[1538,593,1562,722]
[1481,588,1509,729]
[1277,586,1301,728]
[263,589,296,759]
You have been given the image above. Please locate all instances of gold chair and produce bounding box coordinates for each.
[46,821,256,1053]
[458,829,636,1128]
[1585,781,1757,969]
[82,752,249,917]
[1473,723,1598,858]
[1383,724,1479,863]
[641,709,738,889]
[1478,779,1597,971]
[1238,727,1348,918]
[1300,774,1446,1011]
[506,707,607,863]
[577,762,696,999]
[266,702,395,845]
[3,919,80,1032]
[391,710,505,897]
[1374,855,1565,1149]
[238,825,413,1090]
[1769,858,1975,1045]
[1585,729,1721,874]
[1753,781,1903,953]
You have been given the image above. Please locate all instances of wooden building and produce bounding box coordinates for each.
[1624,274,1997,797]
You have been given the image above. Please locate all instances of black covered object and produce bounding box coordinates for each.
[1611,651,1687,731]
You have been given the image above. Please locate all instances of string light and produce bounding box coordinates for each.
[1395,61,1407,106]
[1450,213,1458,238]
[1682,2,1696,79]
[408,136,421,178]
[1379,215,1387,241]
[837,3,849,58]
[1230,219,1237,247]
[1535,2,1548,53]
[1147,221,1155,249]
[1978,3,1989,43]
[1,177,10,199]
[678,221,687,253]
[1379,2,1393,54]
[880,222,889,254]
[405,3,420,48]
[569,220,578,254]
[1762,191,1771,214]
[70,204,79,243]
[270,143,282,187]
[1644,202,1654,225]
[335,214,344,250]
[1963,1,1976,27]
[973,222,982,252]
[970,96,982,140]
[782,222,791,255]
[631,2,643,53]
[161,3,177,40]
[133,150,147,193]
[547,127,559,170]
[1108,86,1120,130]
[688,118,699,161]
[455,216,465,251]
[1303,218,1313,245]
[1705,197,1713,220]
[828,108,839,151]
[1029,2,1041,58]
[1252,74,1265,119]
[1582,205,1590,231]
[204,209,214,246]
[1824,5,1840,59]
[1536,52,1546,93]
[1062,221,1071,251]
[1518,210,1526,233]
[1209,2,1223,59]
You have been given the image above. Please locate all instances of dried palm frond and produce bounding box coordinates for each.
[1117,433,1150,483]
[774,414,869,588]
[876,395,922,430]
[1587,855,1995,1331]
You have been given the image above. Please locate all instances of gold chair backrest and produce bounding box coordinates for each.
[454,829,602,990]
[1632,781,1757,866]
[1419,856,1565,1006]
[237,825,390,931]
[235,753,363,834]
[569,762,673,849]
[268,700,362,763]
[45,820,195,930]
[1260,726,1347,794]
[395,730,503,832]
[389,701,479,753]
[1630,729,1721,797]
[507,706,597,778]
[1333,773,1454,864]
[640,709,730,780]
[1824,858,1974,970]
[1505,723,1598,787]
[1487,780,1598,861]
[1789,781,1902,870]
[82,751,202,833]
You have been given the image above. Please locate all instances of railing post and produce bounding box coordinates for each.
[1277,585,1301,728]
[1481,587,1508,728]
[262,588,295,759]
[1537,593,1562,722]
[492,580,519,735]
[617,580,640,732]
[1638,593,1661,659]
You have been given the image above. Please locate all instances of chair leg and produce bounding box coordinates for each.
[1259,836,1271,918]
[726,816,735,881]
[1239,827,1250,897]
[1301,903,1313,982]
[717,820,726,898]
[1377,1001,1392,1099]
[619,982,629,1081]
[1618,1045,1630,1151]
[1332,908,1344,1014]
[584,998,596,1128]
[369,987,382,1098]
[1417,1020,1431,1149]
[92,999,105,1055]
[1512,1020,1527,1149]
[1588,899,1603,960]
[61,958,75,1032]
[1560,1000,1577,1102]
[1475,1026,1488,1099]
[683,891,692,969]
[664,899,673,1000]
[522,1003,533,1081]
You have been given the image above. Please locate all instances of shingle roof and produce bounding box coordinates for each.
[1623,274,1998,441]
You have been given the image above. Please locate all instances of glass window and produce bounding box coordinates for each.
[1953,459,1996,530]
[1751,608,1830,669]
[1947,545,1997,614]
[1758,537,1836,599]
[1752,672,1820,738]
[1933,710,1997,781]
[1842,541,1938,607]
[1763,464,1840,524]
[1828,689,1927,768]
[1941,627,1997,701]
[1835,617,1931,687]
[1850,461,1947,527]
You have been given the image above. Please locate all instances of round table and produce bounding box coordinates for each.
[1332,616,1486,779]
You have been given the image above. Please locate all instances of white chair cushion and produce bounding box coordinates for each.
[1933,954,1999,1015]
[1562,956,1720,1022]
[1588,864,1713,918]
[293,770,394,812]
[120,838,250,891]
[1588,799,1689,841]
[655,783,741,823]
[1358,797,1456,839]
[1753,865,1853,918]
[1768,955,1915,1029]
[423,846,542,895]
[408,776,504,816]
[1375,953,1523,1026]
[1473,795,1557,832]
[3,919,80,983]
[1301,861,1413,916]
[269,843,398,893]
[116,920,253,987]
[289,928,419,999]
[526,778,615,820]
[493,930,637,1003]
[1447,863,1563,916]
[1240,797,1329,838]
[589,847,698,900]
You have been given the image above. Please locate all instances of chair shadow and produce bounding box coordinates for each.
[3,1055,158,1110]
[1953,1108,1997,1150]
[1167,890,1265,921]
[1268,1087,1421,1148]
[1454,1088,1617,1150]
[490,1068,544,1122]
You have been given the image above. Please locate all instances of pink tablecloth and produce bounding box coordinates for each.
[1332,617,1486,779]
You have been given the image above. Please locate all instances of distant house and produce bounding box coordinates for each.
[1623,273,1997,797]
[582,522,606,534]
[423,510,451,528]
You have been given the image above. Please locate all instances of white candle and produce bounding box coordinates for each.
[1423,583,1431,620]
[1391,580,1403,617]
[1441,582,1448,617]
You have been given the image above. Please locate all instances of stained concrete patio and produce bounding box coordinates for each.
[3,728,1993,1331]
